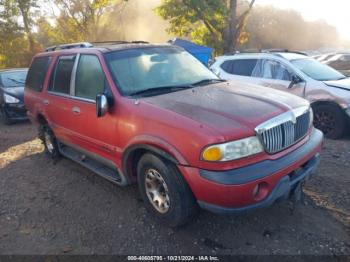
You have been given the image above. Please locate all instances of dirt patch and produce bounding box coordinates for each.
[0,122,349,255]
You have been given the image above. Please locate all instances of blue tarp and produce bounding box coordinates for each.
[169,38,213,66]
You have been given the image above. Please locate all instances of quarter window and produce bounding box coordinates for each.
[75,55,104,100]
[49,55,76,94]
[26,56,51,92]
[220,59,258,76]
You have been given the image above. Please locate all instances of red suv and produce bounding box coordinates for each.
[25,42,323,226]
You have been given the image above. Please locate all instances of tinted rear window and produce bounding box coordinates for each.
[26,56,51,91]
[221,59,258,76]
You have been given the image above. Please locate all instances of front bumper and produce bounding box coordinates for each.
[198,153,320,214]
[3,103,27,120]
[179,128,323,214]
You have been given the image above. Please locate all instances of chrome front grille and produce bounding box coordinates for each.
[256,106,311,154]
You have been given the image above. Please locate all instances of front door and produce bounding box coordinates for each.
[67,54,119,163]
[250,59,306,97]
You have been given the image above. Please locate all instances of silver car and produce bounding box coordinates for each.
[210,51,350,139]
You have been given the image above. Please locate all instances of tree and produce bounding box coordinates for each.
[0,0,38,67]
[17,0,37,53]
[244,6,340,51]
[155,0,256,54]
[52,0,128,41]
[0,0,39,53]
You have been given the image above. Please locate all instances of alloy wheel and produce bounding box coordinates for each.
[144,168,171,214]
[314,111,336,136]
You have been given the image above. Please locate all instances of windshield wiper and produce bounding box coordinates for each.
[191,78,226,86]
[128,85,193,97]
[6,77,25,85]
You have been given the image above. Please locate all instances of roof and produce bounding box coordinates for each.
[42,42,179,56]
[0,68,28,73]
[276,52,309,61]
[215,51,309,62]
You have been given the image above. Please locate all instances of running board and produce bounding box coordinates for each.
[58,143,128,186]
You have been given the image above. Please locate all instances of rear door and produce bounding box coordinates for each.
[46,54,77,142]
[217,59,259,84]
[250,59,306,97]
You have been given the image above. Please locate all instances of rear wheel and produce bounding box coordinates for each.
[313,104,346,139]
[137,153,198,227]
[39,124,60,159]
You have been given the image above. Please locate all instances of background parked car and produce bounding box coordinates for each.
[314,53,337,63]
[0,68,28,124]
[210,51,350,139]
[323,53,350,76]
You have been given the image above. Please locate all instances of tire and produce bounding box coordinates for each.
[137,153,198,227]
[313,104,346,139]
[0,107,13,125]
[39,124,60,159]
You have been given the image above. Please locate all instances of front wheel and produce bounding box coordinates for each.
[313,104,346,139]
[137,153,198,227]
[0,107,13,125]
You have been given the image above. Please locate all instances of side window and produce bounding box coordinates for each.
[26,56,51,91]
[221,60,234,74]
[221,59,258,76]
[252,59,292,81]
[75,55,105,100]
[49,55,76,94]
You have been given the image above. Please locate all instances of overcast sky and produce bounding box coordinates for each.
[258,0,350,40]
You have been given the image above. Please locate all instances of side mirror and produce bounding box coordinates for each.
[96,94,108,117]
[288,75,303,89]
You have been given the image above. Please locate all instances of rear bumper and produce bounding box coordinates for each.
[179,128,323,214]
[3,103,27,120]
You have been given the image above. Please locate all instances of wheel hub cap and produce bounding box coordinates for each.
[314,111,335,135]
[44,132,54,153]
[144,168,170,214]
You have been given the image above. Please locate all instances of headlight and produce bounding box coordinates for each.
[4,94,20,103]
[202,136,264,162]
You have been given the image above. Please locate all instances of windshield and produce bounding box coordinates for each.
[0,70,28,87]
[291,58,345,81]
[104,47,218,96]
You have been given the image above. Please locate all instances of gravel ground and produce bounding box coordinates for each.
[0,121,349,256]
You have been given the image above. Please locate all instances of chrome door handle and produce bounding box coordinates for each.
[72,106,81,115]
[43,99,49,105]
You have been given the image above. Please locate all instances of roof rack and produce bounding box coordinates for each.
[45,42,93,52]
[261,49,308,56]
[45,40,150,52]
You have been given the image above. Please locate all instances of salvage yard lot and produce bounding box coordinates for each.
[0,121,349,255]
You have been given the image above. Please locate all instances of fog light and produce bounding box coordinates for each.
[252,184,260,198]
[252,182,269,201]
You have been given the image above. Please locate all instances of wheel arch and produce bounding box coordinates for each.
[122,137,189,183]
[37,113,48,125]
[310,100,344,110]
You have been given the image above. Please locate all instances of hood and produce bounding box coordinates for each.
[324,78,350,91]
[143,81,309,136]
[2,86,24,101]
